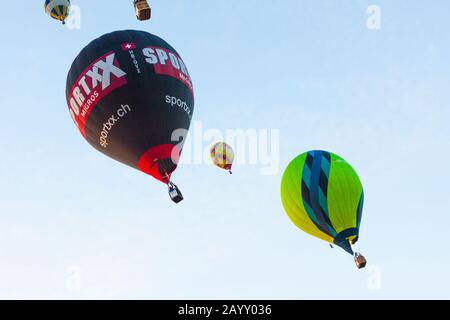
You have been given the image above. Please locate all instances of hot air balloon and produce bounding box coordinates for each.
[280,150,367,268]
[210,142,234,174]
[44,0,71,24]
[66,30,194,203]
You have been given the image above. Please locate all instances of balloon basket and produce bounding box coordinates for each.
[135,0,151,21]
[168,182,183,204]
[354,253,367,269]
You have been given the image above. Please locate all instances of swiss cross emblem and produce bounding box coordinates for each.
[121,42,136,51]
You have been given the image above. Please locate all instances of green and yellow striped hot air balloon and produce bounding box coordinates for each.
[281,150,367,269]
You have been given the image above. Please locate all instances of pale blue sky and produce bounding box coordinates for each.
[0,1,449,299]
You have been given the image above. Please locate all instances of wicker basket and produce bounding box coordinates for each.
[135,0,151,21]
[354,254,367,269]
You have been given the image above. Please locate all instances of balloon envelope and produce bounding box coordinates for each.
[210,142,234,172]
[281,150,364,255]
[45,0,71,23]
[66,30,194,184]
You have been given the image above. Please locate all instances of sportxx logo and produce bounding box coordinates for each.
[142,46,194,94]
[68,52,127,137]
[100,104,132,148]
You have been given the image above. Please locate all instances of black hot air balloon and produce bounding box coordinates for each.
[66,30,194,203]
